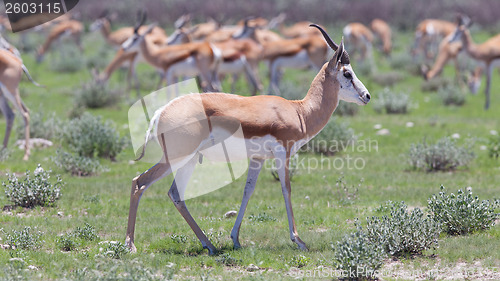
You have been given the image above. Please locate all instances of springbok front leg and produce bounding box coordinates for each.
[231,157,265,249]
[167,155,217,255]
[274,147,308,250]
[126,159,172,252]
[0,94,15,150]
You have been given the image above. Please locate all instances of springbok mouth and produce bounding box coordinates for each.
[359,95,370,105]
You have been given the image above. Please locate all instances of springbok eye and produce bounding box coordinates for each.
[343,71,353,79]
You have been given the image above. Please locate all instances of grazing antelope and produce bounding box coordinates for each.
[343,23,374,64]
[235,21,328,95]
[122,15,220,92]
[125,24,371,254]
[36,19,84,63]
[411,19,455,61]
[370,19,392,56]
[449,15,500,109]
[421,33,464,81]
[0,48,39,160]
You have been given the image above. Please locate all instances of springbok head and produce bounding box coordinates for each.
[449,14,472,44]
[311,24,371,105]
[121,11,152,52]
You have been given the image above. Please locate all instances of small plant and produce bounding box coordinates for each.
[366,201,440,256]
[49,45,85,72]
[248,212,277,222]
[270,153,299,181]
[389,52,413,71]
[57,233,79,251]
[52,149,107,176]
[488,132,500,159]
[333,174,361,205]
[215,253,242,266]
[3,164,64,208]
[438,84,466,106]
[421,77,451,92]
[307,117,356,155]
[4,226,43,250]
[371,71,405,87]
[15,111,63,141]
[335,101,359,116]
[428,186,499,235]
[75,81,122,109]
[408,137,475,172]
[333,225,385,280]
[98,241,129,259]
[289,255,310,268]
[61,113,127,160]
[372,88,411,114]
[73,223,99,241]
[169,234,188,244]
[0,148,10,162]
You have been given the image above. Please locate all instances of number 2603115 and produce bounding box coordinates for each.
[5,2,62,14]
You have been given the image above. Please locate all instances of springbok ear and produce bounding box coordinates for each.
[334,37,345,68]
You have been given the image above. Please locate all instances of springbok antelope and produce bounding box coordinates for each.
[36,19,84,63]
[235,21,328,95]
[0,48,39,160]
[449,15,500,109]
[343,23,374,64]
[121,17,221,92]
[421,33,464,81]
[370,19,392,56]
[125,24,371,254]
[411,19,455,61]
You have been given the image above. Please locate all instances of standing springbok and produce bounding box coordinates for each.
[125,24,371,254]
[449,15,500,109]
[343,22,374,64]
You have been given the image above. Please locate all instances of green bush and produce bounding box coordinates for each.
[488,133,500,159]
[408,137,475,172]
[248,212,277,222]
[61,113,127,160]
[372,88,410,114]
[270,153,299,181]
[74,223,99,241]
[215,253,242,266]
[428,186,499,235]
[57,233,80,251]
[307,117,356,155]
[371,71,405,87]
[335,101,359,116]
[75,81,121,109]
[98,241,129,259]
[3,164,64,208]
[15,111,63,141]
[333,226,385,280]
[366,202,440,256]
[3,226,43,250]
[421,77,451,92]
[389,52,413,71]
[57,223,99,251]
[288,255,310,268]
[52,150,106,176]
[49,45,85,73]
[438,84,466,106]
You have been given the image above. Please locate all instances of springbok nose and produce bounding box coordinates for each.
[365,93,371,101]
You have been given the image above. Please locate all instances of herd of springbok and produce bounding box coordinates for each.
[0,11,499,252]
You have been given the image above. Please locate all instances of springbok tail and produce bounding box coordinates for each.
[21,64,45,87]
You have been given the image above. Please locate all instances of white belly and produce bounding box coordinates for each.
[218,59,245,75]
[274,50,311,70]
[167,56,199,77]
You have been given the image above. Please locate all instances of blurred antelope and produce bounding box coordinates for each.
[125,24,371,254]
[411,19,455,61]
[343,22,374,64]
[449,15,500,109]
[36,19,84,62]
[370,19,392,56]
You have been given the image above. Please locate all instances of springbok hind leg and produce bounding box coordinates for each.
[0,94,15,149]
[126,159,172,252]
[168,155,217,255]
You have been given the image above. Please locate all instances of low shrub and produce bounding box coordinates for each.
[307,117,356,155]
[3,164,64,208]
[366,201,440,256]
[15,111,63,141]
[438,84,467,106]
[52,149,106,176]
[372,88,411,114]
[333,225,385,280]
[57,223,99,251]
[428,186,499,235]
[248,212,277,222]
[3,226,43,250]
[98,241,129,259]
[333,174,360,205]
[421,77,451,92]
[57,233,80,251]
[270,153,299,181]
[408,137,475,172]
[61,113,127,160]
[288,255,310,268]
[388,52,413,71]
[371,71,405,87]
[215,253,242,266]
[335,101,359,116]
[488,132,500,159]
[74,223,99,241]
[49,46,85,73]
[0,148,9,162]
[75,81,122,109]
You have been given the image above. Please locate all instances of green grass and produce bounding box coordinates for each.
[0,28,499,280]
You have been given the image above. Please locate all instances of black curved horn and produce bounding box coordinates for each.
[134,10,147,34]
[310,23,338,50]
